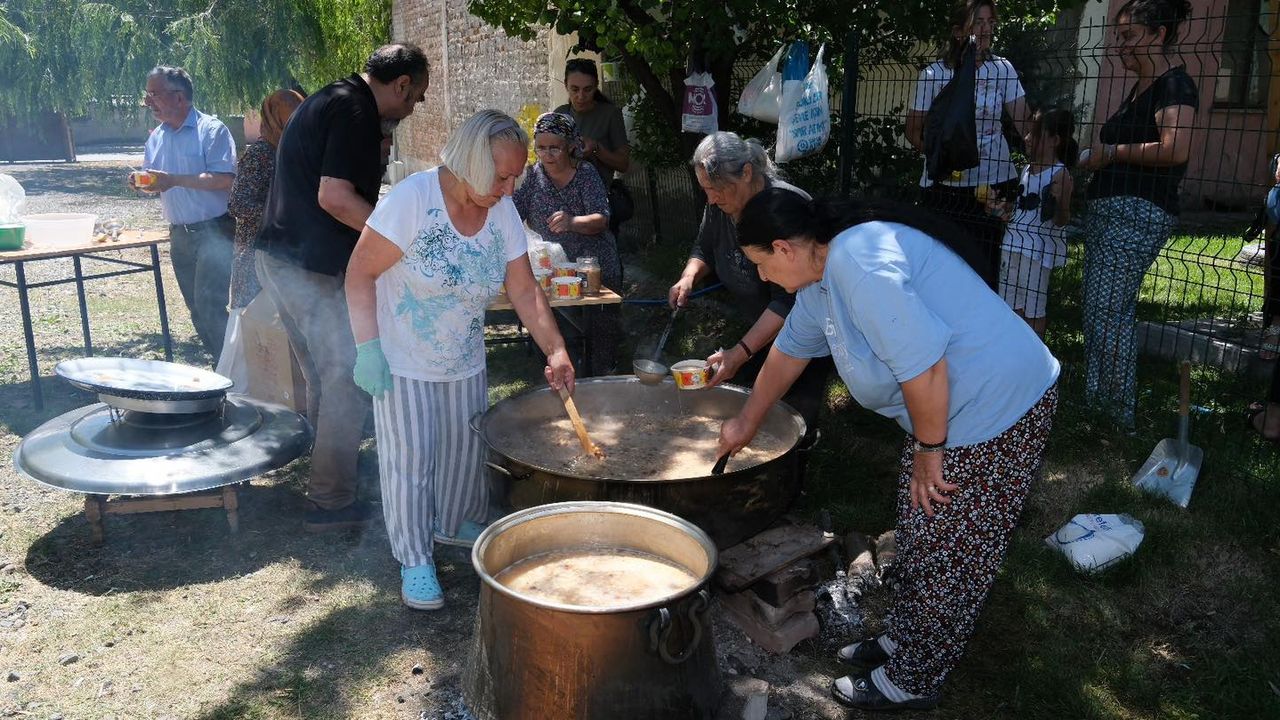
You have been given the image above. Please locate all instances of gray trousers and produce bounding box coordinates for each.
[169,215,234,359]
[255,251,370,511]
[372,371,489,568]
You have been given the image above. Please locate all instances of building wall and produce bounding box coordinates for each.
[391,0,578,173]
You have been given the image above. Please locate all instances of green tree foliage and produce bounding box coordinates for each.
[470,0,1083,171]
[0,0,390,120]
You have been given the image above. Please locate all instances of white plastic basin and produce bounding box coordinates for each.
[23,213,98,248]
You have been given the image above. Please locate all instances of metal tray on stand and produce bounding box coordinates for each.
[55,357,232,412]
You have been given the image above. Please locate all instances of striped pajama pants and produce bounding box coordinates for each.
[372,371,489,568]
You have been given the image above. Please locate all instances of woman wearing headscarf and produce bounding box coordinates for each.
[345,110,574,610]
[513,112,620,374]
[217,88,305,384]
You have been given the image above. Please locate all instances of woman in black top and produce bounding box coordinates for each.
[1077,0,1196,429]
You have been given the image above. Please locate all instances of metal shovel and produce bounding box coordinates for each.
[1131,361,1203,508]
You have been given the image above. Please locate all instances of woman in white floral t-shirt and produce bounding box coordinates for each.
[345,110,575,611]
[905,0,1029,289]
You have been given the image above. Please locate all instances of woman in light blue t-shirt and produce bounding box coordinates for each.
[717,188,1058,712]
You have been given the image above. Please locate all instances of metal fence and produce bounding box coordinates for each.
[610,7,1280,481]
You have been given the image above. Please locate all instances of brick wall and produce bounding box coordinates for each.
[392,0,578,172]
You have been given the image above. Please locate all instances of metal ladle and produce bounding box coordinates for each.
[633,307,679,385]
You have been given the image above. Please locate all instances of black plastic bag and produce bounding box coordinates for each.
[608,179,634,225]
[924,39,979,182]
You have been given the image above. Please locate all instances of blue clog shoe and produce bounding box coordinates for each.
[401,564,444,610]
[433,520,487,548]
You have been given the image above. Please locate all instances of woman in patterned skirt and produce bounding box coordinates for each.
[717,188,1059,711]
[513,112,621,374]
[1077,0,1196,429]
[344,110,574,610]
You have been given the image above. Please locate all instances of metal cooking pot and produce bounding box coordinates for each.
[472,376,806,549]
[463,502,721,720]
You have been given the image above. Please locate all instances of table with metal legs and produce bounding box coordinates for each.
[0,231,173,409]
[485,287,623,377]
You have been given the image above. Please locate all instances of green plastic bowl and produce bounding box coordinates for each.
[0,224,25,251]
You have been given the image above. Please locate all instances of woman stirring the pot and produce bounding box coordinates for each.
[668,132,830,447]
[717,188,1058,711]
[513,112,620,374]
[345,110,575,611]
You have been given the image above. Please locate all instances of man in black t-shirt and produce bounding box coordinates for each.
[255,43,429,532]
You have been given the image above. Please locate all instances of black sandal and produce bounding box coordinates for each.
[836,635,891,669]
[1245,402,1280,444]
[831,673,941,712]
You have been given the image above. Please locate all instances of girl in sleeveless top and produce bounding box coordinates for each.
[997,108,1077,337]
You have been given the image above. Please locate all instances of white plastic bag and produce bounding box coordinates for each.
[776,45,831,163]
[215,307,250,391]
[681,72,719,135]
[1044,514,1145,573]
[738,44,787,124]
[525,227,567,270]
[0,174,26,223]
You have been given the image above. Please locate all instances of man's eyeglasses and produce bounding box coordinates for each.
[534,145,565,157]
[143,89,178,100]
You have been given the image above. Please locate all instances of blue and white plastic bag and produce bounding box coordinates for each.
[1045,513,1145,573]
[776,45,830,163]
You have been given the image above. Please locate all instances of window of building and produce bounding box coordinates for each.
[1215,0,1271,108]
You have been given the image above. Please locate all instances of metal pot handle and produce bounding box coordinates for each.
[469,411,484,434]
[647,589,710,665]
[483,461,533,482]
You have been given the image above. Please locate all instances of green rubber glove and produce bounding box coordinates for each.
[353,338,393,397]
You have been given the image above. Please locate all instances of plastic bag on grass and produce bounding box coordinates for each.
[1044,513,1145,573]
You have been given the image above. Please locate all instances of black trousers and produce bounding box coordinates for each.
[919,182,1017,291]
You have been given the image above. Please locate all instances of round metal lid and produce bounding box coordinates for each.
[55,357,233,402]
[13,394,313,495]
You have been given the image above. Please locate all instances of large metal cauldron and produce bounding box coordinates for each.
[463,502,721,720]
[473,376,807,549]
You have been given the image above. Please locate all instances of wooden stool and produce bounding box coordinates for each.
[83,483,244,545]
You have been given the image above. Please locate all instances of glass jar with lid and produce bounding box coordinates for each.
[576,256,602,295]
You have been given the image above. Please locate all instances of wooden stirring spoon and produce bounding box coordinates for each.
[558,387,605,458]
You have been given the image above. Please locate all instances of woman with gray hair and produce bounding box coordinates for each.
[668,131,830,452]
[345,110,575,610]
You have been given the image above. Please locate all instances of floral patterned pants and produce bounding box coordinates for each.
[883,385,1058,696]
[1082,196,1176,428]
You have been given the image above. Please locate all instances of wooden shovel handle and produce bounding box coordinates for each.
[1179,360,1191,419]
[558,387,603,458]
